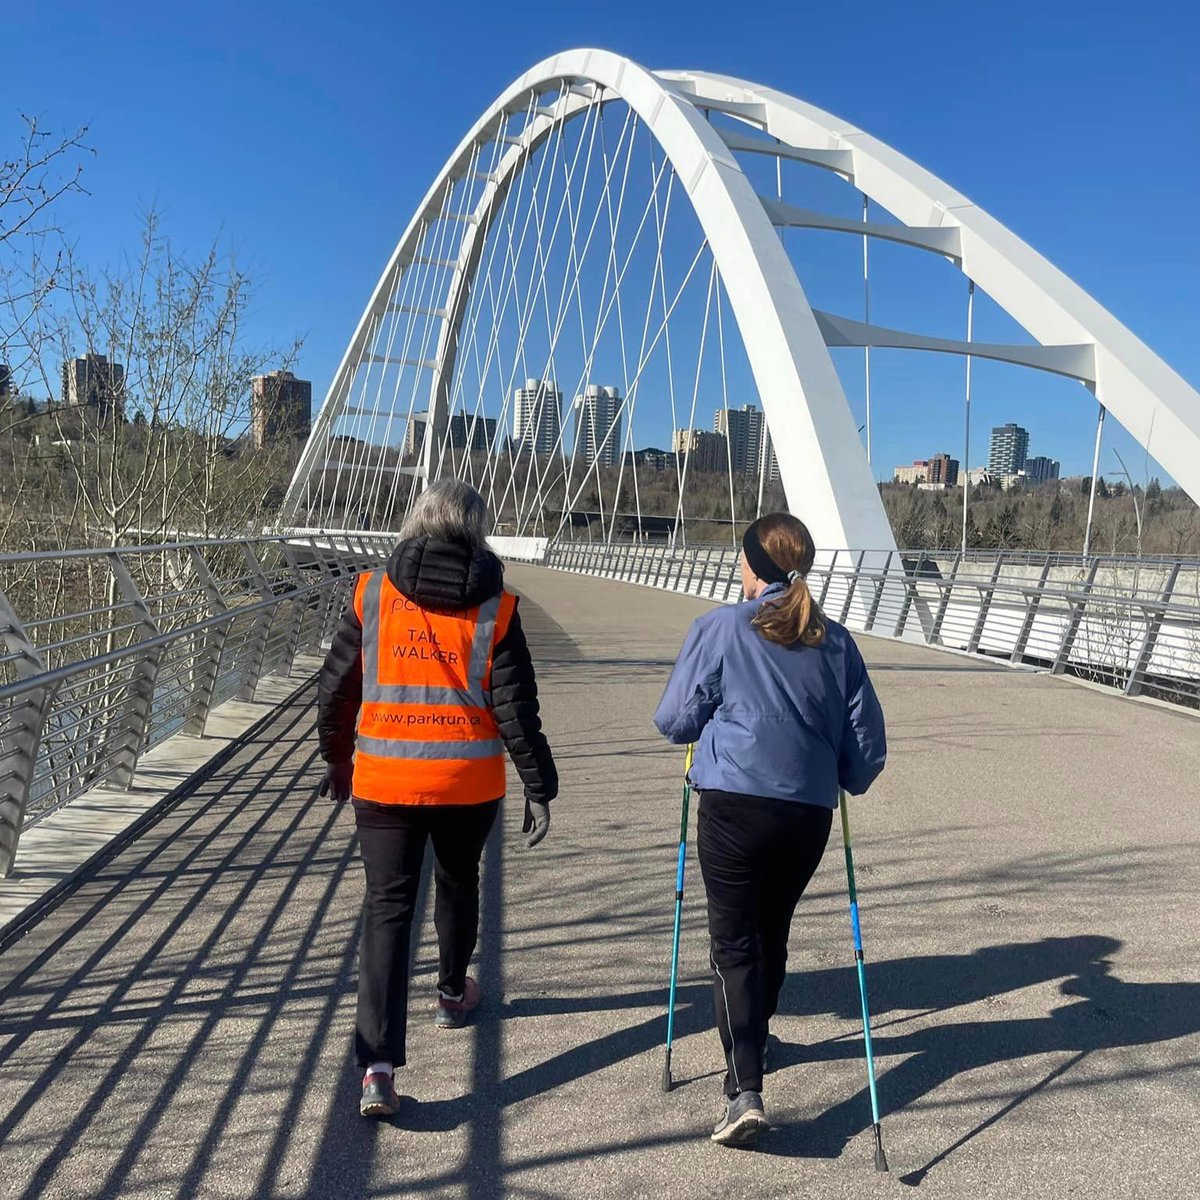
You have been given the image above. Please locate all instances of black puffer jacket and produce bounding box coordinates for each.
[316,537,558,805]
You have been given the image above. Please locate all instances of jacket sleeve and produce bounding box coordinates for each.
[317,603,363,765]
[837,642,887,795]
[490,604,558,804]
[653,617,723,744]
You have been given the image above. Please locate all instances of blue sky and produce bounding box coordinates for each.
[5,0,1198,483]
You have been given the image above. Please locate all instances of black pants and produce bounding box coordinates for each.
[354,799,500,1068]
[697,789,833,1097]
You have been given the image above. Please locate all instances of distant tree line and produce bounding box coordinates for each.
[881,477,1199,556]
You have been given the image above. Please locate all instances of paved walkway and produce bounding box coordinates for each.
[1,565,1198,1199]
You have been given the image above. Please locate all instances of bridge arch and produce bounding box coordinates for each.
[285,49,1200,546]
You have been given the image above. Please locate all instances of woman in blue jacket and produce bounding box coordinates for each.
[654,512,886,1148]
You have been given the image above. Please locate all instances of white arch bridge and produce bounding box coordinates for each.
[272,47,1200,724]
[285,48,1200,550]
[3,53,1200,1195]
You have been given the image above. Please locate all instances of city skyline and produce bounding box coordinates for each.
[5,5,1195,493]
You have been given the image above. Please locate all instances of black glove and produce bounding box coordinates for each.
[521,797,550,849]
[319,760,354,804]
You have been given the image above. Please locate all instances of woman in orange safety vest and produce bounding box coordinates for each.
[317,479,558,1119]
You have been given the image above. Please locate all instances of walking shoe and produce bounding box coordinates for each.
[435,975,482,1029]
[360,1070,401,1119]
[711,1091,769,1147]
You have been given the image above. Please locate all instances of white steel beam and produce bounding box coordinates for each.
[812,310,1097,383]
[760,197,962,260]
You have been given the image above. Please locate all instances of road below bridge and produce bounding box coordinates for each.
[1,564,1198,1199]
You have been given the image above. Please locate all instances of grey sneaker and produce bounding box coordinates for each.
[435,975,482,1029]
[711,1090,769,1147]
[360,1070,400,1118]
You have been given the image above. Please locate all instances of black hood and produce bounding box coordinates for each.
[385,536,504,613]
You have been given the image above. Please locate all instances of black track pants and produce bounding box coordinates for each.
[354,798,500,1068]
[697,790,833,1097]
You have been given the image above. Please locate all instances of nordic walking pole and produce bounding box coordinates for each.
[839,789,889,1172]
[662,743,695,1092]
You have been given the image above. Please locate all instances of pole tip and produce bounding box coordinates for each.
[874,1126,889,1172]
[661,1063,673,1093]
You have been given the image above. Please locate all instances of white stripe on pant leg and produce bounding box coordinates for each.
[711,950,742,1093]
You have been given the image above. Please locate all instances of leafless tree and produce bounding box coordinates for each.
[51,210,302,547]
[0,114,91,549]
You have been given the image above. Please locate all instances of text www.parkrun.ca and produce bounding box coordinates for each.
[373,713,484,728]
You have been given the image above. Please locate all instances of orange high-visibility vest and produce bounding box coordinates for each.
[352,570,517,805]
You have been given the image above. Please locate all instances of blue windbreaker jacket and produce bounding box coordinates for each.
[653,585,886,806]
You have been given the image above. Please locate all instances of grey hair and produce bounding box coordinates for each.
[399,478,490,547]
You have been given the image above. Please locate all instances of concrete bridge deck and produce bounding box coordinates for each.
[1,564,1198,1199]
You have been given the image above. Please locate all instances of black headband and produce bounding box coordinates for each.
[742,523,791,587]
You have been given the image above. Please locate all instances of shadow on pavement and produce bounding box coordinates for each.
[3,675,1199,1196]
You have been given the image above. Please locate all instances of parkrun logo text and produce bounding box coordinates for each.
[373,713,483,728]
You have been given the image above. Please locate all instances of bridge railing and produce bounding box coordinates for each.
[0,535,393,875]
[542,542,1200,710]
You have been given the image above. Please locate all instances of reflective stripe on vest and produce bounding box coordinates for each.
[356,734,505,759]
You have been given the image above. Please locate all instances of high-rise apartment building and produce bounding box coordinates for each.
[573,384,622,468]
[894,461,929,485]
[927,452,960,487]
[714,404,779,481]
[1022,455,1060,483]
[512,378,562,456]
[250,370,312,449]
[404,412,429,457]
[62,353,125,418]
[988,423,1030,476]
[405,411,497,458]
[448,412,497,454]
[673,428,727,473]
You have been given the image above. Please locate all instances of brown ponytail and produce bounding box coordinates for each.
[748,513,826,648]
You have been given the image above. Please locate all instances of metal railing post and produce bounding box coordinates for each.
[1052,559,1101,675]
[892,552,924,638]
[293,539,332,655]
[315,541,352,648]
[0,589,55,877]
[1011,558,1053,664]
[863,551,894,633]
[183,547,232,737]
[279,543,312,675]
[107,554,163,788]
[966,553,1005,655]
[722,547,740,602]
[817,550,837,609]
[237,543,279,702]
[929,553,963,646]
[1125,563,1181,696]
[839,552,866,625]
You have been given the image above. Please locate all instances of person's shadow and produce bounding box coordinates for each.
[758,934,1200,1182]
[300,933,1200,1192]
